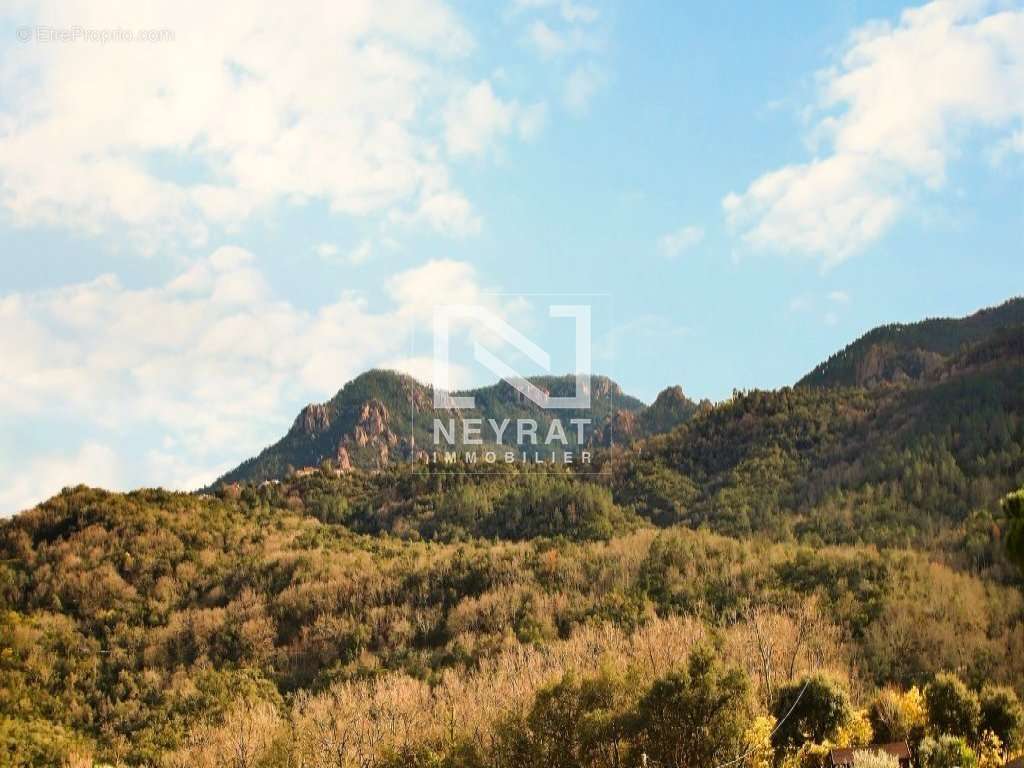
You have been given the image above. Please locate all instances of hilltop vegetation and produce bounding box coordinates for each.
[612,360,1024,556]
[799,297,1024,389]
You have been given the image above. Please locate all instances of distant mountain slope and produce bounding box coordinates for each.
[617,344,1024,545]
[213,370,695,485]
[798,297,1024,389]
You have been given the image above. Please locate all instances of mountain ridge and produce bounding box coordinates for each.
[212,371,698,486]
[798,296,1024,389]
[214,297,1024,488]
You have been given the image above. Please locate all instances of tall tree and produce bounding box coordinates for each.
[630,647,752,768]
[1003,490,1024,573]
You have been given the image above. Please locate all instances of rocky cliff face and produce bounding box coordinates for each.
[851,344,946,388]
[292,403,332,436]
[340,399,403,468]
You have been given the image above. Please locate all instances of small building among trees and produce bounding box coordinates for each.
[829,742,912,768]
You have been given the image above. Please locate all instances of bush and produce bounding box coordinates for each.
[918,735,977,768]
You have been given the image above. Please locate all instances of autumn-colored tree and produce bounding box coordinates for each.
[869,686,927,745]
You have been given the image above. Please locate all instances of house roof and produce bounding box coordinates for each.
[830,743,912,766]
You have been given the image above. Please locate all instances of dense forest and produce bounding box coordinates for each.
[2,304,1024,768]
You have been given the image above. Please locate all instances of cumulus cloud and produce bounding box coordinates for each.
[444,80,546,157]
[657,225,704,258]
[0,248,506,513]
[0,0,548,250]
[724,0,1024,267]
[510,0,606,114]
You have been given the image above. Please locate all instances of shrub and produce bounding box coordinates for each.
[918,734,977,768]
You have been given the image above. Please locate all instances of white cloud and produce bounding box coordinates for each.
[828,290,851,304]
[657,225,704,258]
[398,188,483,237]
[0,248,506,512]
[314,243,339,259]
[511,0,599,24]
[525,18,601,58]
[564,64,604,114]
[444,80,546,157]
[559,1,599,24]
[0,443,121,517]
[347,240,373,265]
[316,240,374,265]
[380,355,473,391]
[0,0,533,249]
[528,20,569,56]
[511,0,607,113]
[724,0,1024,267]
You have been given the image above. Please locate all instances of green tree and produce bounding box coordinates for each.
[979,685,1023,752]
[1003,489,1024,574]
[771,675,852,754]
[925,673,980,740]
[496,670,629,768]
[0,717,91,768]
[630,647,752,768]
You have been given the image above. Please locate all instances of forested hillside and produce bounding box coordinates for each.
[2,481,1022,767]
[799,297,1024,389]
[1,301,1024,767]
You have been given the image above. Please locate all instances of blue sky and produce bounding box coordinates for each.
[0,0,1022,511]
